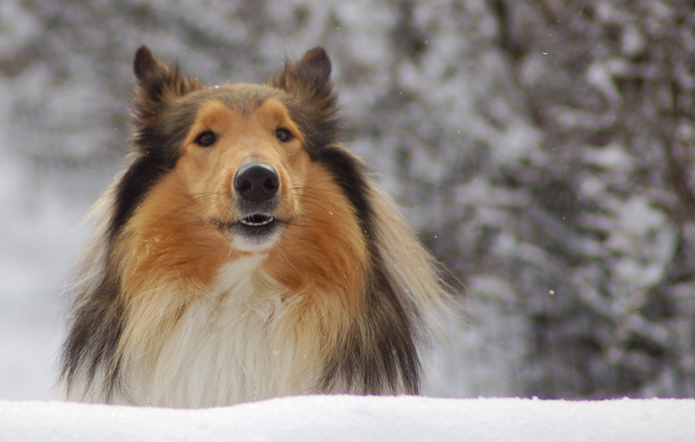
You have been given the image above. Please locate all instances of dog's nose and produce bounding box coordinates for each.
[234,164,279,203]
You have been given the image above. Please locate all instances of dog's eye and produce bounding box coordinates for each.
[195,131,217,147]
[275,128,293,143]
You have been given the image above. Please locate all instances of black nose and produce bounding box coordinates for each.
[234,164,280,203]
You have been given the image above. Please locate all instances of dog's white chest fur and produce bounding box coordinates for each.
[119,254,315,407]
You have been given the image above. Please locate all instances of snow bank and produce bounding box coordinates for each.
[1,395,694,442]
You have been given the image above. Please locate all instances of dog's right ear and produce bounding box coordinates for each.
[133,46,169,84]
[132,46,202,121]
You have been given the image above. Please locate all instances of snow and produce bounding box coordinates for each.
[2,0,695,418]
[1,395,694,442]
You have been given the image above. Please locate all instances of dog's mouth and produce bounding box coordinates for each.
[212,207,288,251]
[239,214,275,228]
[213,213,279,238]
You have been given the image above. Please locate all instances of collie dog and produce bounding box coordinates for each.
[59,46,446,408]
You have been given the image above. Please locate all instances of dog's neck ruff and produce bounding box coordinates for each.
[71,253,318,408]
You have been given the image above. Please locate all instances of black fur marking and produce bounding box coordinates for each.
[107,115,192,241]
[311,147,372,226]
[368,260,421,394]
[319,258,421,394]
[317,185,422,393]
[311,150,420,394]
[108,154,173,241]
[61,267,125,399]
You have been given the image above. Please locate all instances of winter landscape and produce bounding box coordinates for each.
[1,0,695,439]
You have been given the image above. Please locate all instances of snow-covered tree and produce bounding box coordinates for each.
[2,0,694,398]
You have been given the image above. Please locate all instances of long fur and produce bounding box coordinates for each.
[59,45,447,408]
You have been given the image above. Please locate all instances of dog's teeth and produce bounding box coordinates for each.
[241,217,274,227]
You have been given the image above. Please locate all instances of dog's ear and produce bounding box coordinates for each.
[268,47,340,153]
[269,46,335,104]
[133,46,169,84]
[132,46,202,120]
[295,46,332,90]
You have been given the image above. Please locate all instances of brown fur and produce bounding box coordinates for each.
[59,45,447,407]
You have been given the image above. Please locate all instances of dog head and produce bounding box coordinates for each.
[119,46,341,253]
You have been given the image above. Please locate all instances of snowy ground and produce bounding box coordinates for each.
[2,395,695,442]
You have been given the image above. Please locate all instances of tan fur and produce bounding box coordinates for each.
[60,46,448,407]
[263,159,369,374]
[100,94,370,405]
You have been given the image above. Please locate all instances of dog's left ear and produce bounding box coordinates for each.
[269,47,340,152]
[269,46,335,104]
[295,46,332,89]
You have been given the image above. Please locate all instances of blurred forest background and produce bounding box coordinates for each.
[1,0,694,400]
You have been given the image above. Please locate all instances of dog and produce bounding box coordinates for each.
[59,45,447,408]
